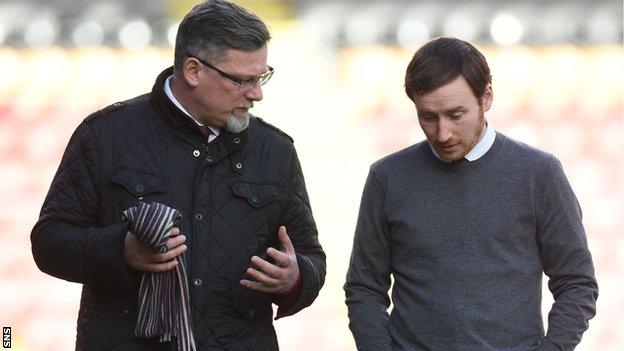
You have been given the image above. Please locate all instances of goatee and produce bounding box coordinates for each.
[225,112,250,133]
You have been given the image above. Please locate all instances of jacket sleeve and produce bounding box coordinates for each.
[31,120,131,290]
[534,155,598,351]
[274,144,326,318]
[344,168,393,351]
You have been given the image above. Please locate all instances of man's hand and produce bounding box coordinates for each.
[123,227,187,272]
[240,226,300,294]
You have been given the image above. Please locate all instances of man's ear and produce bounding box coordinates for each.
[481,83,493,112]
[182,57,201,87]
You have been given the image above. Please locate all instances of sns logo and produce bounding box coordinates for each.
[2,327,9,348]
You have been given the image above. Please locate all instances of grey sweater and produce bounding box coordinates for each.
[345,133,598,351]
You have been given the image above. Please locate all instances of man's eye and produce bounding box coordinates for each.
[240,78,257,88]
[450,113,463,120]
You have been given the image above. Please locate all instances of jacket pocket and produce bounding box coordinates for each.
[230,181,281,208]
[229,181,282,243]
[110,169,168,215]
[110,169,168,198]
[216,181,282,280]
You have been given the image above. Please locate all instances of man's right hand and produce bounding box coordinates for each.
[123,227,187,272]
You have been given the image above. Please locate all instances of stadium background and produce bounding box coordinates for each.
[0,0,621,349]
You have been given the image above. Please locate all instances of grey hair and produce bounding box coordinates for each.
[173,0,271,73]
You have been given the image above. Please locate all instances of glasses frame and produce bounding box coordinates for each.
[186,53,274,90]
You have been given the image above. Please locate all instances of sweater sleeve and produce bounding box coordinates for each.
[344,168,393,351]
[31,120,131,290]
[534,155,598,350]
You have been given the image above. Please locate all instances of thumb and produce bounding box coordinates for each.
[278,226,294,253]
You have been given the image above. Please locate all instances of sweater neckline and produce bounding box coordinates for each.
[421,132,506,171]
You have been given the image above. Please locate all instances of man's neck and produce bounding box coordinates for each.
[168,76,199,120]
[165,75,221,137]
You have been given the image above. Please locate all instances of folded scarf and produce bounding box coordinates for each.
[123,201,196,351]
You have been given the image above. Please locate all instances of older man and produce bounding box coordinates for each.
[31,1,325,350]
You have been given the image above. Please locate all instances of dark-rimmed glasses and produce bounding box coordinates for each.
[186,53,274,90]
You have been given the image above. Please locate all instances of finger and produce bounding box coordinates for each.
[144,259,179,273]
[250,255,282,277]
[240,279,279,293]
[170,227,180,236]
[153,244,187,262]
[165,234,186,250]
[278,226,295,253]
[246,267,280,286]
[266,248,290,267]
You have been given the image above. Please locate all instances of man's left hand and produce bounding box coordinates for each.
[240,226,300,294]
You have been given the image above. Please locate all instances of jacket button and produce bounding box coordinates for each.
[134,184,144,193]
[205,155,214,163]
[248,309,255,318]
[193,278,202,286]
[233,137,241,144]
[193,150,200,157]
[250,195,259,205]
[235,162,243,169]
[194,213,203,221]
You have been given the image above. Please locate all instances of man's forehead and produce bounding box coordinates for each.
[413,77,475,111]
[217,46,268,76]
[218,46,267,63]
[414,93,470,112]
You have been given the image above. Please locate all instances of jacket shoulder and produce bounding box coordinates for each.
[83,101,125,123]
[253,116,294,143]
[83,94,151,124]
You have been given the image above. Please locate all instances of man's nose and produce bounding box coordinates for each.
[436,120,452,143]
[244,82,263,102]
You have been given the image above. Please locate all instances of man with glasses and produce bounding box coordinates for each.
[31,1,325,350]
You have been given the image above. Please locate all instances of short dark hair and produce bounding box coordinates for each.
[405,37,492,100]
[173,0,271,73]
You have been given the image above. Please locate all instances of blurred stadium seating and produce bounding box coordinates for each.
[0,0,621,350]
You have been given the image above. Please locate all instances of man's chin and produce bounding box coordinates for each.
[441,155,462,162]
[225,112,250,133]
[435,148,465,163]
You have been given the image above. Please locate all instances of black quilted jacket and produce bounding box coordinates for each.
[31,67,326,351]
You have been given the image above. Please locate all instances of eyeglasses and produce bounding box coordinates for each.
[186,53,274,90]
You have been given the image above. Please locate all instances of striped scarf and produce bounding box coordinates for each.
[122,201,196,351]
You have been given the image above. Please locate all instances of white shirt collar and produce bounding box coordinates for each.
[430,120,496,162]
[464,120,496,161]
[164,75,220,138]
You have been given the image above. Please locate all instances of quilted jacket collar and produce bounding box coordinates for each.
[150,67,249,152]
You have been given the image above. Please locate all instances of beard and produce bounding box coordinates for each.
[466,110,486,155]
[435,110,486,163]
[225,112,250,133]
